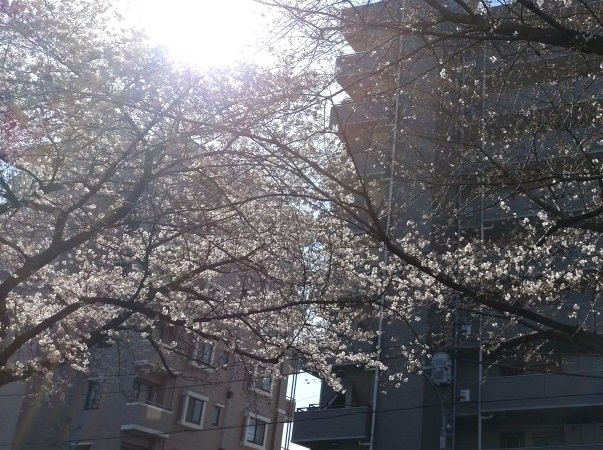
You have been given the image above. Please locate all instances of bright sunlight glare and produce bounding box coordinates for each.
[126,0,271,67]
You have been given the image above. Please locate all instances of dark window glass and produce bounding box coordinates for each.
[211,405,222,426]
[120,443,150,450]
[500,432,525,448]
[253,368,272,393]
[132,379,158,405]
[191,338,214,366]
[84,381,102,410]
[185,396,204,424]
[533,434,563,447]
[246,417,267,446]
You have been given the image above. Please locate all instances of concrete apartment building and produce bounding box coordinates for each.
[292,1,603,449]
[0,325,294,450]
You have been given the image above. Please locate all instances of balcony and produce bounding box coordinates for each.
[340,2,401,53]
[335,50,398,99]
[485,446,603,450]
[456,370,603,416]
[350,151,387,178]
[291,405,372,446]
[481,76,603,115]
[331,99,392,129]
[121,402,174,436]
[464,48,603,90]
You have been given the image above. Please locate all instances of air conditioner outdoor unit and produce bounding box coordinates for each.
[431,352,452,386]
[459,389,470,402]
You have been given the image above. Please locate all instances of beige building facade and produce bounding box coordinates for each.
[0,328,294,450]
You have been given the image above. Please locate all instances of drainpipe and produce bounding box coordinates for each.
[368,17,403,450]
[367,1,408,449]
[268,361,284,450]
[368,312,384,450]
[477,318,483,450]
[219,365,235,450]
[422,372,447,450]
[283,359,299,450]
[477,41,487,450]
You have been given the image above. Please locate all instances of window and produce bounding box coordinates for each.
[219,350,230,367]
[252,367,273,394]
[191,337,214,367]
[499,365,524,376]
[533,433,563,447]
[500,432,525,448]
[211,404,223,426]
[132,379,161,406]
[179,391,208,429]
[84,381,102,410]
[254,375,272,393]
[66,443,92,450]
[185,397,204,424]
[120,443,150,450]
[244,415,268,448]
[151,325,178,348]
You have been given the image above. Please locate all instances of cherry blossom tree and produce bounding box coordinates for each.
[258,0,603,371]
[0,0,385,387]
[6,0,603,389]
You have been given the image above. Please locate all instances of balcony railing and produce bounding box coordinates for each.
[291,405,372,445]
[485,446,603,450]
[121,402,174,435]
[335,50,398,97]
[481,76,603,114]
[340,2,401,53]
[331,99,393,128]
[457,370,603,415]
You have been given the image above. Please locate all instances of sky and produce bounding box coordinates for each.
[287,372,321,450]
[125,0,274,67]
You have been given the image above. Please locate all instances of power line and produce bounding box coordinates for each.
[3,381,603,447]
[0,366,314,399]
[2,354,603,403]
[4,348,603,447]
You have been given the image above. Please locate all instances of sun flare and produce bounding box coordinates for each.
[127,0,268,67]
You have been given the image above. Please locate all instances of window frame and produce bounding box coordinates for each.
[69,443,92,450]
[151,325,179,349]
[190,336,215,368]
[132,378,162,407]
[243,413,269,449]
[210,403,224,426]
[84,380,102,410]
[120,443,151,450]
[533,432,564,447]
[252,367,273,396]
[499,431,525,449]
[178,390,208,430]
[219,350,230,367]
